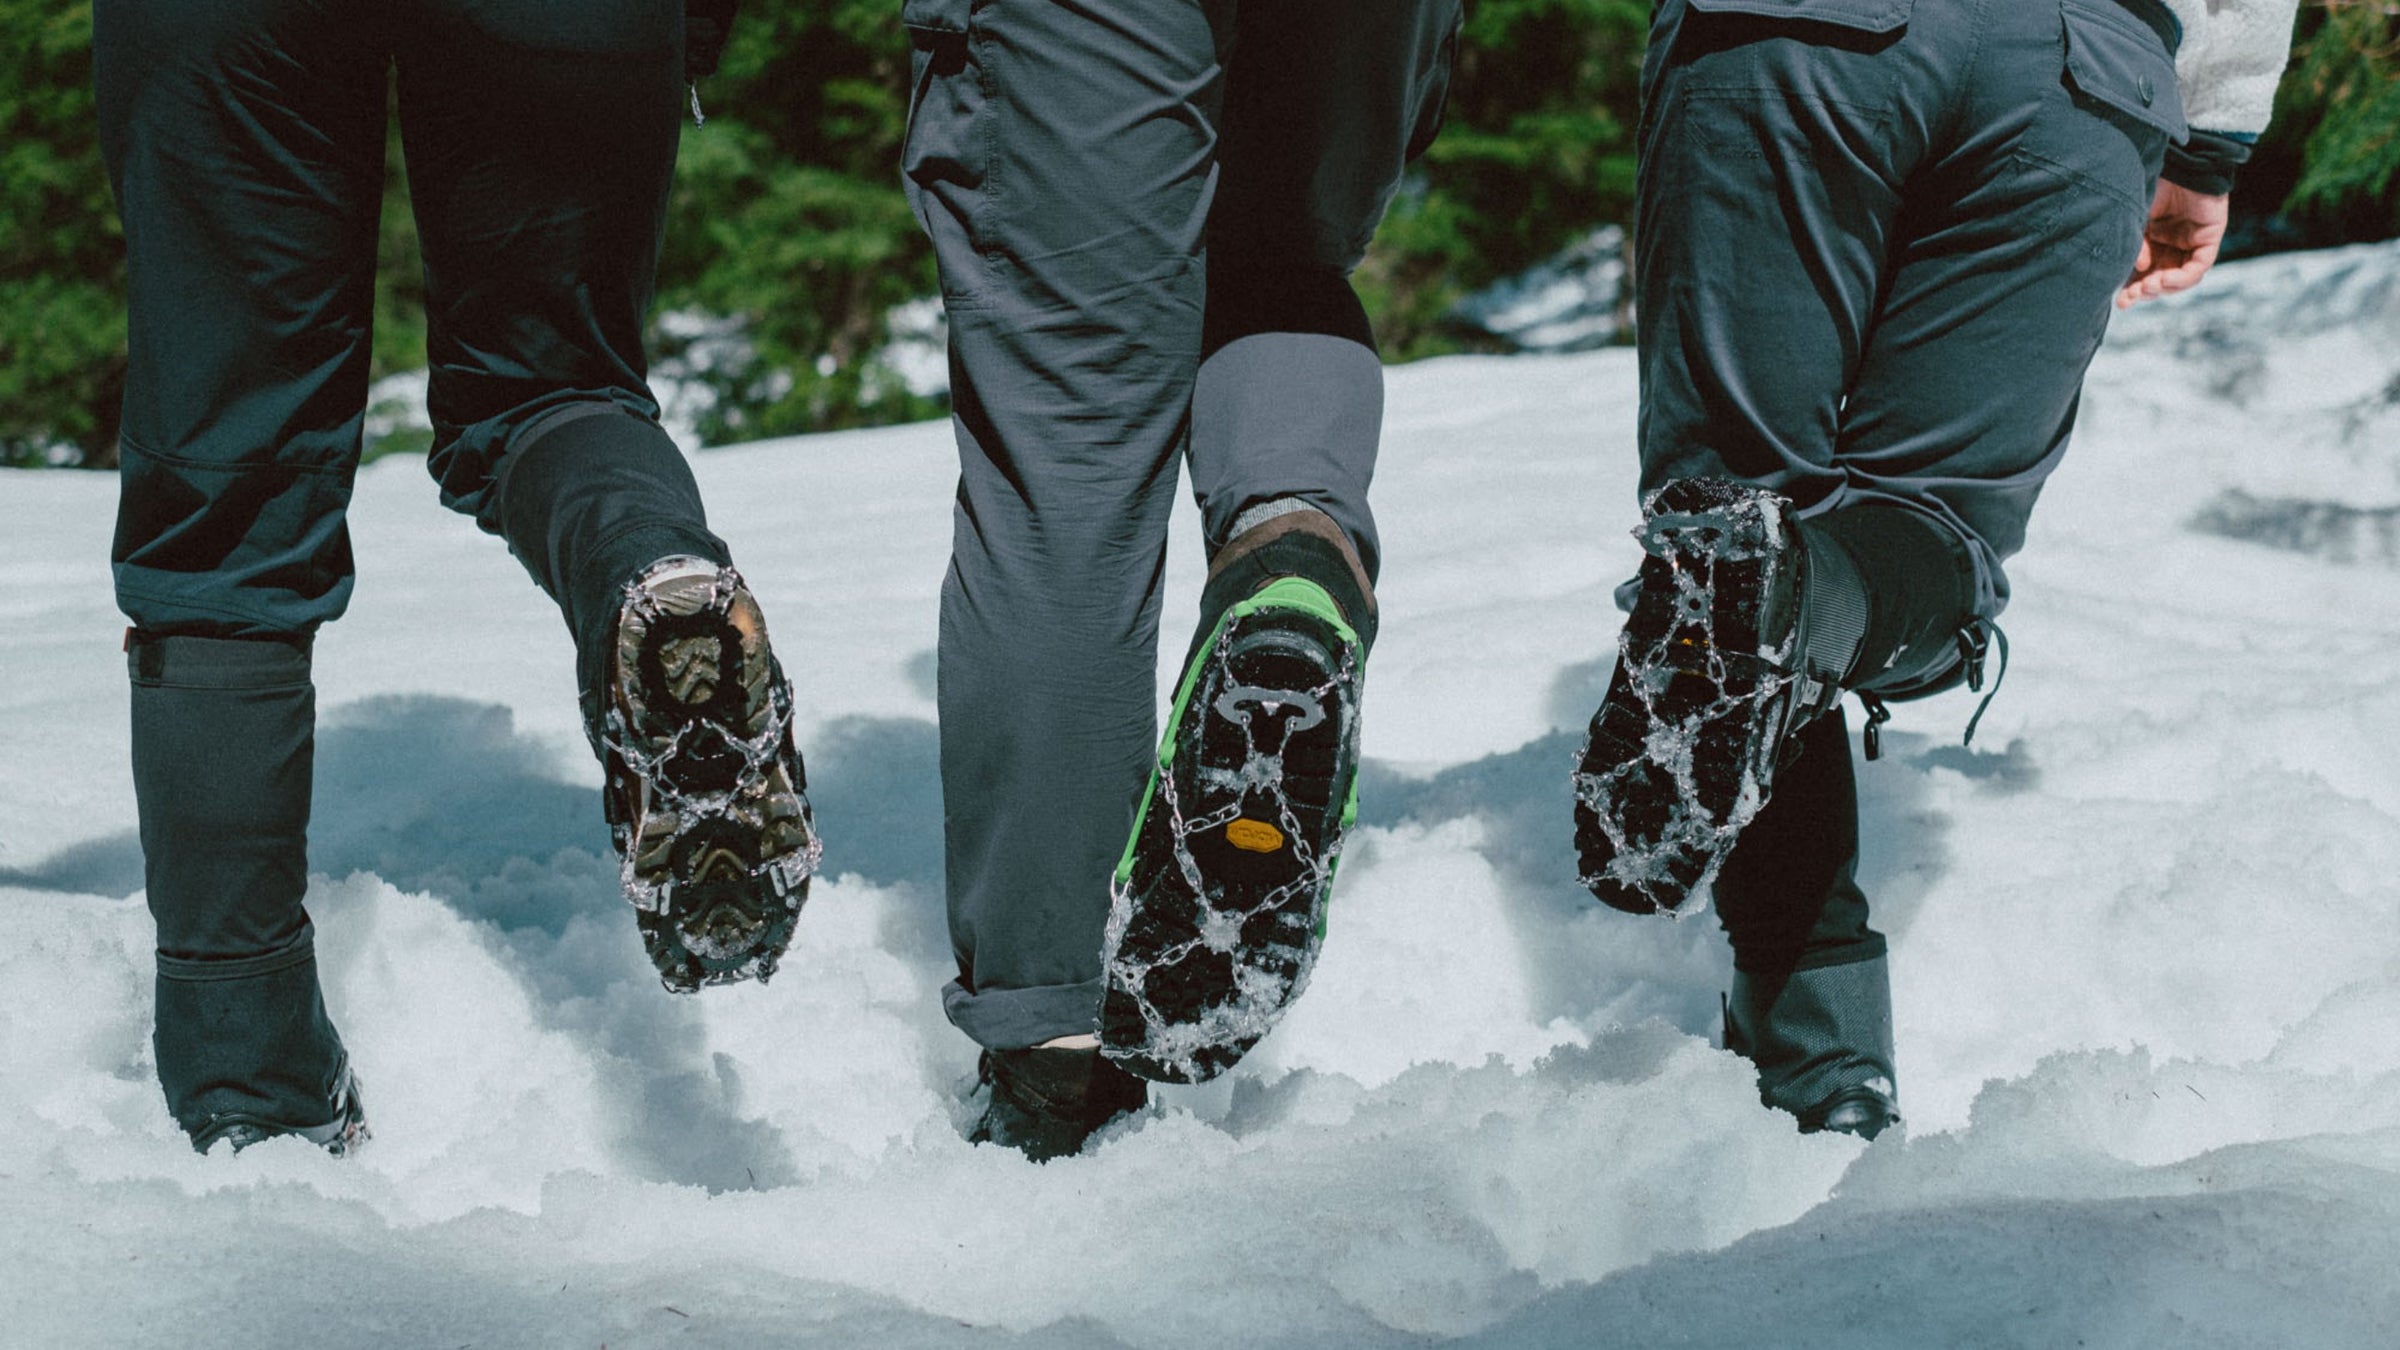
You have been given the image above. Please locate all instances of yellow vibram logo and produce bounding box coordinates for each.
[1226,818,1285,853]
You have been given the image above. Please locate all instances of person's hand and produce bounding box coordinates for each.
[2117,181,2230,309]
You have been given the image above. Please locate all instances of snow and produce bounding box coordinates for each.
[1448,226,1631,354]
[5,240,2400,1348]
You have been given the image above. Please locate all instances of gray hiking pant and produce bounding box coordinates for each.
[1636,0,2185,619]
[97,0,726,652]
[1639,0,2184,1091]
[902,0,1461,1048]
[96,0,727,1141]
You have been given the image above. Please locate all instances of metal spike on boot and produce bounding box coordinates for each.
[1573,480,1850,915]
[1100,518,1374,1085]
[604,558,822,991]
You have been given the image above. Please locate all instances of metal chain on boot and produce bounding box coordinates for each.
[1100,624,1364,1083]
[1574,483,1812,915]
[600,562,822,989]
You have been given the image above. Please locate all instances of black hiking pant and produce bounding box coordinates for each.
[96,0,725,1141]
[904,0,1462,1048]
[1638,0,2181,1048]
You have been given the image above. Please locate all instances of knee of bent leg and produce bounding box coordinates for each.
[1202,255,1375,360]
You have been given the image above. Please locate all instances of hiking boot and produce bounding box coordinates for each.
[604,558,821,992]
[192,1061,370,1158]
[1100,513,1376,1084]
[971,1045,1149,1162]
[1801,1082,1900,1141]
[1572,480,1854,915]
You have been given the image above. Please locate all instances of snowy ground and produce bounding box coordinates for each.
[5,241,2400,1349]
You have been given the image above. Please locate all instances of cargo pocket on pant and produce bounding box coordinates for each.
[2035,0,2180,272]
[2058,0,2185,161]
[901,0,981,184]
[901,0,998,302]
[1650,0,1909,191]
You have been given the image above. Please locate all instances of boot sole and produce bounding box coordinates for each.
[610,569,822,992]
[1100,577,1363,1084]
[1574,485,1801,914]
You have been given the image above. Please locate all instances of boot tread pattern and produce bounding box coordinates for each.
[606,564,822,992]
[1100,582,1363,1084]
[1573,480,1806,915]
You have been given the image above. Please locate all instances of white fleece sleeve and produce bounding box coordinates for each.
[2164,0,2302,135]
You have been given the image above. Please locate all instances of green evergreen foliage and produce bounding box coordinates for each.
[1,2,121,468]
[2230,3,2400,253]
[1362,0,1650,356]
[2280,3,2400,236]
[653,0,941,442]
[373,89,428,387]
[367,85,435,464]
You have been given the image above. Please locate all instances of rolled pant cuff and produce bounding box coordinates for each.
[942,977,1106,1050]
[1191,332,1385,583]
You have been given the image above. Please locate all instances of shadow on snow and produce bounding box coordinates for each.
[1351,656,2010,1039]
[2,694,950,1194]
[4,670,2032,1178]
